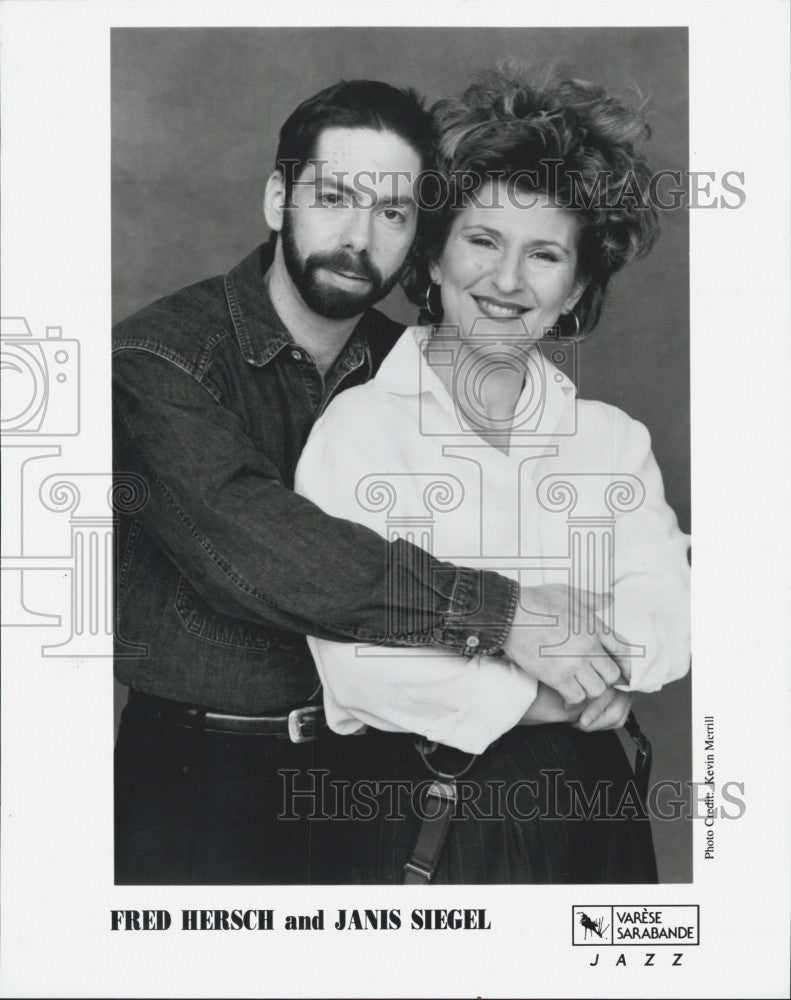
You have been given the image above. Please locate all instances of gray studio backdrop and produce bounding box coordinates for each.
[112,26,691,882]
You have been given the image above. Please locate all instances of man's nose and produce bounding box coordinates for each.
[339,209,374,253]
[492,248,525,295]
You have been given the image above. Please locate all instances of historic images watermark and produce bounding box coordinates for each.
[278,162,746,213]
[278,768,745,823]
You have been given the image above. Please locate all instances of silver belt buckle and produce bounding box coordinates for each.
[287,705,323,744]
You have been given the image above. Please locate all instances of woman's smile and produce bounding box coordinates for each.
[471,294,532,320]
[430,184,586,342]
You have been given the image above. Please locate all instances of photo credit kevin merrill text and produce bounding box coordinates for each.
[1,2,789,999]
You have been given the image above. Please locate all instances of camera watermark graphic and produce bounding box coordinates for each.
[420,319,579,440]
[1,317,80,436]
[351,315,647,660]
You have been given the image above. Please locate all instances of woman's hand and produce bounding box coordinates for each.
[571,689,633,732]
[519,683,585,725]
[503,584,628,706]
[518,683,634,732]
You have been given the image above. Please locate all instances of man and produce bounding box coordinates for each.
[113,79,619,884]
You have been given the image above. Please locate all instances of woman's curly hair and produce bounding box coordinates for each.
[404,64,659,334]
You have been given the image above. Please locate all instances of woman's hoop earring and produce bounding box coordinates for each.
[563,310,581,337]
[425,281,442,319]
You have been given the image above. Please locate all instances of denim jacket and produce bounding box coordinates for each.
[112,244,517,713]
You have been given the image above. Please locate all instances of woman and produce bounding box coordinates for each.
[295,67,690,883]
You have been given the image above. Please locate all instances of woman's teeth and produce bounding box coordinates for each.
[474,297,528,318]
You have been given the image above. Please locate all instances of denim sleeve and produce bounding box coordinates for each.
[113,348,517,653]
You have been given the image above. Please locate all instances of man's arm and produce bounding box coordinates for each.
[297,387,689,711]
[113,347,518,651]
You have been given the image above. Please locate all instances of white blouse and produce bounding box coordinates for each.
[295,327,691,754]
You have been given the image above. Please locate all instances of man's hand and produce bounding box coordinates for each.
[502,583,628,705]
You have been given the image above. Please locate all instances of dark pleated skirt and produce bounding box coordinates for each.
[330,724,657,885]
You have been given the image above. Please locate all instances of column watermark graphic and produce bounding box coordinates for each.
[1,315,148,656]
[351,316,647,660]
[534,473,646,659]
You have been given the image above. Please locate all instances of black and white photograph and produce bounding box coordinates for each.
[112,25,691,889]
[1,3,789,998]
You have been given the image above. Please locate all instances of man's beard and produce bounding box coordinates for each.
[280,212,405,320]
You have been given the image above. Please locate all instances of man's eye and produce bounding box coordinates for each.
[381,207,407,224]
[320,193,347,207]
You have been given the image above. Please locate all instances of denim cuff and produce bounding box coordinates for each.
[434,568,519,656]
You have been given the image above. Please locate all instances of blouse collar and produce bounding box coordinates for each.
[374,325,577,438]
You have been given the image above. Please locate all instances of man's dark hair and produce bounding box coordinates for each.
[274,79,436,192]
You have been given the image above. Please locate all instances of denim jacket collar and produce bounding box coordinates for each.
[224,242,370,376]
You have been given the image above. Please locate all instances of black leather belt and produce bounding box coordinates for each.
[128,689,326,743]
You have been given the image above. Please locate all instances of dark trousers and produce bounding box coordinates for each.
[333,726,658,885]
[116,696,656,885]
[114,693,351,884]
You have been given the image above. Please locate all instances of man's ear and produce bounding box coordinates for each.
[263,170,286,233]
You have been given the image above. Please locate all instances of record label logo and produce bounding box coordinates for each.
[572,905,699,946]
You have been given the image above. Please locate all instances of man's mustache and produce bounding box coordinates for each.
[307,249,381,286]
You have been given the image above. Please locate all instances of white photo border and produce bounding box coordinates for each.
[1,2,789,998]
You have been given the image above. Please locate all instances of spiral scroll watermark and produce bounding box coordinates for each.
[356,472,465,641]
[1,462,149,657]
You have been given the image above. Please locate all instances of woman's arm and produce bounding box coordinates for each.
[307,634,541,755]
[605,408,691,692]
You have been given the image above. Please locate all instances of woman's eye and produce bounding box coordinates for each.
[470,236,496,249]
[531,250,560,263]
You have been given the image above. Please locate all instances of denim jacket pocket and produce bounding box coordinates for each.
[174,576,283,651]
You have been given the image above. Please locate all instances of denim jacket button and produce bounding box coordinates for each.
[465,635,480,649]
[290,349,302,361]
